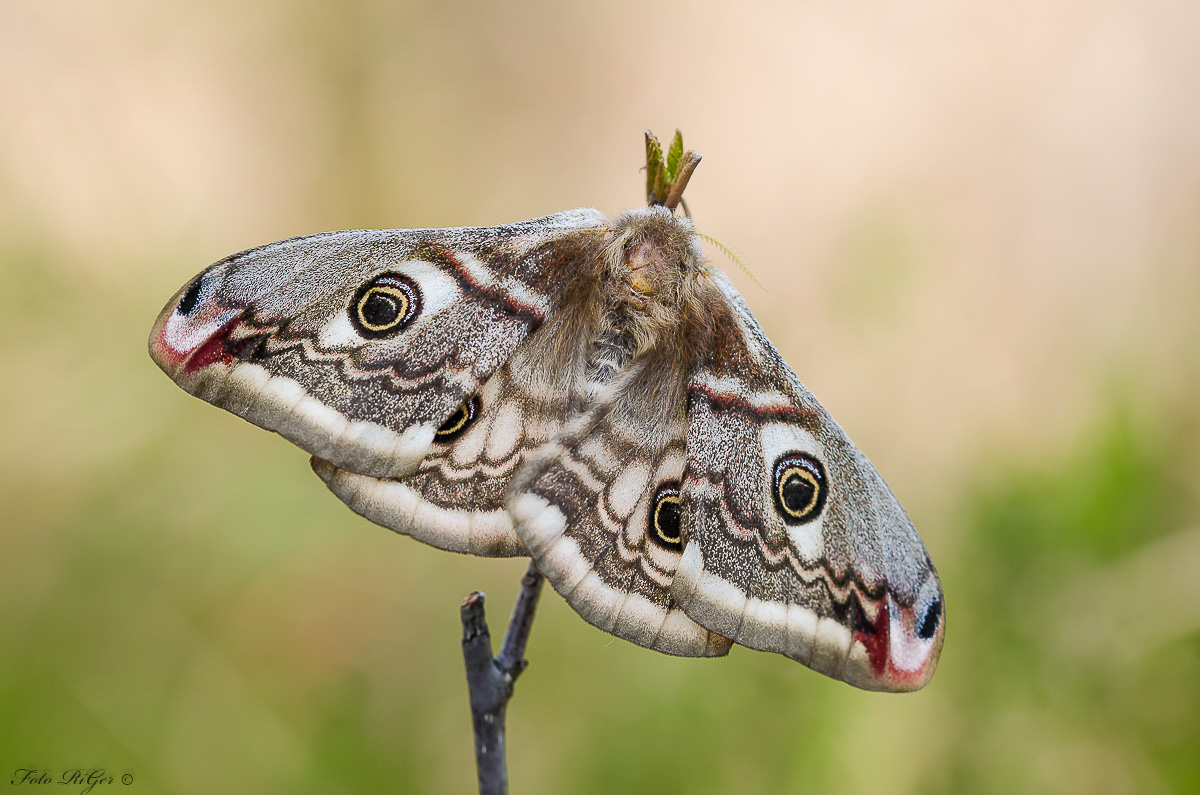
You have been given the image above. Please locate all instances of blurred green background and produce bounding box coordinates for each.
[3,1,1199,793]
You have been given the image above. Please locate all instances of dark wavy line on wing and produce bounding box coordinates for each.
[683,470,890,607]
[687,382,819,428]
[412,243,551,323]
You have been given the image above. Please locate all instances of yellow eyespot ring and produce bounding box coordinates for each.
[435,396,481,442]
[650,482,683,552]
[349,273,421,338]
[773,453,827,524]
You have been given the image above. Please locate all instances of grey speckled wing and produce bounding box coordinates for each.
[150,210,610,556]
[673,271,944,691]
[509,343,732,657]
[308,268,611,557]
[150,197,945,691]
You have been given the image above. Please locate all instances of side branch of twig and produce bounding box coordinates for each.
[460,560,545,795]
[663,151,702,212]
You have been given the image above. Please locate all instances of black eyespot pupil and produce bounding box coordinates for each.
[656,499,680,543]
[772,453,827,524]
[349,273,421,338]
[782,474,815,514]
[648,483,683,552]
[435,396,480,442]
[178,277,203,316]
[362,291,401,326]
[442,405,466,429]
[918,598,941,640]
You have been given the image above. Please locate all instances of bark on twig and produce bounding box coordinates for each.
[663,151,702,212]
[460,560,545,795]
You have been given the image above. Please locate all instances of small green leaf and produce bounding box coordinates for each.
[665,129,684,183]
[644,131,664,204]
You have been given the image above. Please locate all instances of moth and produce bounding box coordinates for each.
[149,132,943,692]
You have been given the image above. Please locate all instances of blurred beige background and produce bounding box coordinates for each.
[2,1,1198,793]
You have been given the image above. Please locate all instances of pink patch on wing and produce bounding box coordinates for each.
[853,598,891,678]
[183,318,241,374]
[152,334,187,368]
[878,594,941,689]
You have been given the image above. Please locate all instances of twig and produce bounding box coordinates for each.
[460,560,545,795]
[663,151,701,212]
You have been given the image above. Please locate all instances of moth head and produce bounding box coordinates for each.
[611,207,703,303]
